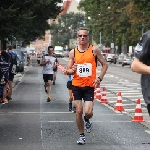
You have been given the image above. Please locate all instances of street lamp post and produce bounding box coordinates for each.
[100,32,102,45]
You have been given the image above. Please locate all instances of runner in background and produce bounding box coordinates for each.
[65,73,76,113]
[40,46,56,102]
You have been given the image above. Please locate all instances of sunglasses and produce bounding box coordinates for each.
[78,35,88,37]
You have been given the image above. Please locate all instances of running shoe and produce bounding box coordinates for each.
[6,96,12,101]
[4,99,9,104]
[85,121,92,133]
[72,106,76,113]
[47,97,51,102]
[77,135,85,145]
[53,81,55,85]
[68,103,72,111]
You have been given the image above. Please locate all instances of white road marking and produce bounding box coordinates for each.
[108,101,118,103]
[132,99,144,101]
[122,104,136,106]
[102,97,117,99]
[111,121,131,122]
[107,89,140,92]
[118,82,139,85]
[123,95,143,98]
[2,112,73,114]
[0,114,13,115]
[124,109,136,111]
[126,85,141,87]
[104,86,131,88]
[124,108,147,111]
[145,130,150,134]
[122,93,142,95]
[47,120,137,123]
[48,121,74,123]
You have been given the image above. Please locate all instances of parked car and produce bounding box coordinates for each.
[106,53,115,62]
[116,54,126,64]
[16,55,24,72]
[122,56,133,67]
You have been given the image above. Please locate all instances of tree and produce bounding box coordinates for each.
[0,0,62,46]
[78,0,150,53]
[50,12,85,48]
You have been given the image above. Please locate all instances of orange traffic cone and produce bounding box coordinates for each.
[132,99,145,122]
[100,87,108,104]
[96,86,101,101]
[114,92,124,111]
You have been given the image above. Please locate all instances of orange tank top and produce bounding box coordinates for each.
[72,44,97,87]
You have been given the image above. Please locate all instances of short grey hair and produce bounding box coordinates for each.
[77,27,89,36]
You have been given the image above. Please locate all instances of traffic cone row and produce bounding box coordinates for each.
[94,87,145,123]
[57,67,145,122]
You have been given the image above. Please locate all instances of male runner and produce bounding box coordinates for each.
[65,27,108,144]
[41,46,56,102]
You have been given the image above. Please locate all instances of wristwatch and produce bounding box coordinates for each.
[98,76,103,82]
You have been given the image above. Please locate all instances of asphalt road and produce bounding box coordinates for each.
[0,58,150,150]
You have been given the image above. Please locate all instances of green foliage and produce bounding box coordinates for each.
[50,12,85,48]
[0,0,62,44]
[78,0,150,50]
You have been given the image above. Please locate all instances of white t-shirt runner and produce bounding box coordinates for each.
[42,56,56,74]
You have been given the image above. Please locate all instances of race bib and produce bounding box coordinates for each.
[77,63,92,77]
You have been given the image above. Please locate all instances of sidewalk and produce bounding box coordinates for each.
[13,66,28,89]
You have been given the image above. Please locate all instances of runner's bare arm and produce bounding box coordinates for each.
[66,49,76,75]
[93,46,108,80]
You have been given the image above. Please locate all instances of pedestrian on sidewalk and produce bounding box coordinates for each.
[131,30,150,116]
[6,45,17,101]
[0,50,10,103]
[65,27,108,144]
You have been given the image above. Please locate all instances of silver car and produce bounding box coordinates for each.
[122,56,133,67]
[117,55,126,64]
